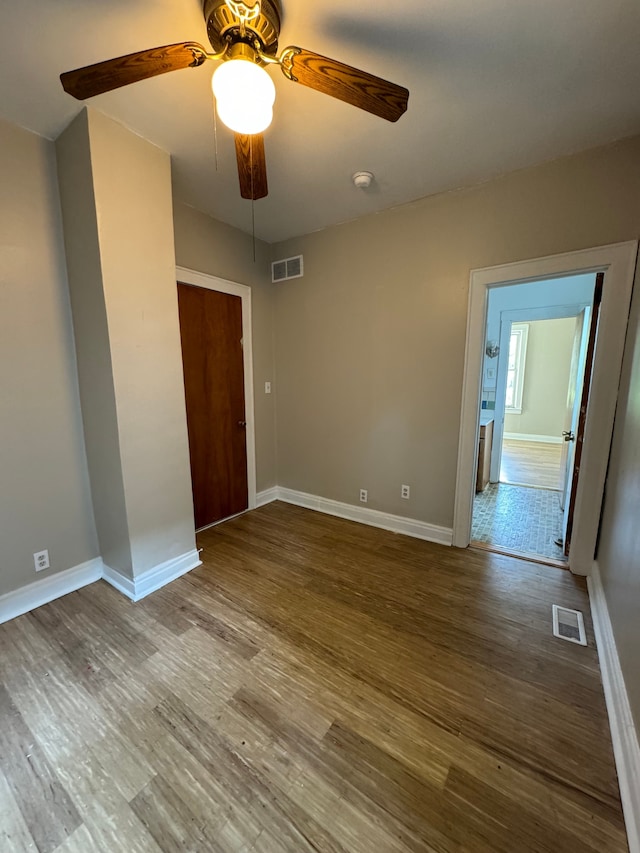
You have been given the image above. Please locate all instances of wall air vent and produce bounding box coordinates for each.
[272,254,304,283]
[552,605,587,645]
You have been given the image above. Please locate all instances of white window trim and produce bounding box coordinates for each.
[504,322,529,414]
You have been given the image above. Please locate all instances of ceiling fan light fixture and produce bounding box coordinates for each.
[212,58,276,135]
[59,0,408,204]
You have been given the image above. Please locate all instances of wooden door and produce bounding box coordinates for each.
[177,283,248,529]
[563,272,604,556]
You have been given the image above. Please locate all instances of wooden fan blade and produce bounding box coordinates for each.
[234,134,268,200]
[60,42,209,100]
[280,47,408,122]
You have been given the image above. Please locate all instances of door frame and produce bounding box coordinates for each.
[176,265,257,512]
[452,241,638,575]
[490,302,590,482]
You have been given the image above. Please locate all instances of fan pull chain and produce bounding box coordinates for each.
[252,198,256,262]
[250,135,256,262]
[212,99,219,171]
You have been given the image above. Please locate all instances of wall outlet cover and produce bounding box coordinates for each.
[34,549,50,572]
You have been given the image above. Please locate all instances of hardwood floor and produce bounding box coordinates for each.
[500,439,563,490]
[0,502,627,852]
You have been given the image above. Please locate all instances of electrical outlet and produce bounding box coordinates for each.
[265,381,272,394]
[34,549,50,572]
[359,489,368,503]
[401,484,410,500]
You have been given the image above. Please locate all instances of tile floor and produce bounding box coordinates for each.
[471,482,567,562]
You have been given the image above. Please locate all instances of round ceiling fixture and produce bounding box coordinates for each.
[352,171,374,189]
[212,53,276,135]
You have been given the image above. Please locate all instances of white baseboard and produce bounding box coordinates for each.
[102,548,202,602]
[588,562,640,853]
[0,546,203,624]
[256,486,279,507]
[0,558,103,625]
[259,486,452,546]
[101,563,136,599]
[503,432,563,444]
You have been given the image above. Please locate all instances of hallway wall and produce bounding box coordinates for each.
[0,118,98,597]
[597,264,640,730]
[504,317,576,439]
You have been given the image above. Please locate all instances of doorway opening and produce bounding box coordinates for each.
[471,290,596,565]
[453,242,637,576]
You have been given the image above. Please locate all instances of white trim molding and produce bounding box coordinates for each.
[504,322,529,414]
[257,486,452,546]
[453,241,638,575]
[256,486,279,507]
[176,266,258,511]
[503,432,563,444]
[0,558,103,624]
[102,548,202,602]
[0,548,203,622]
[588,562,640,853]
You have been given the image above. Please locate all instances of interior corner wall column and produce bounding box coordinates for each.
[55,107,196,581]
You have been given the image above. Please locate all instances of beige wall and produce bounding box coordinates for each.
[272,135,640,528]
[1,112,276,598]
[504,317,576,438]
[0,119,98,596]
[89,111,196,575]
[56,111,133,575]
[57,109,196,578]
[597,267,640,730]
[173,202,277,492]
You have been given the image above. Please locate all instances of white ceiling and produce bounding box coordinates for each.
[2,0,640,243]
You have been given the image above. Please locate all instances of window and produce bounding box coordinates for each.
[505,323,529,414]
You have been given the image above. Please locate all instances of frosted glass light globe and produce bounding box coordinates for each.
[212,59,276,135]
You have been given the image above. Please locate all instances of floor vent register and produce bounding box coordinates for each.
[552,604,587,646]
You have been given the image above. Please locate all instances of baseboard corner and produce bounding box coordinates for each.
[132,548,202,601]
[1,546,203,621]
[101,563,136,600]
[256,486,279,507]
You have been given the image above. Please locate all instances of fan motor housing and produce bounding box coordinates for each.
[203,0,282,55]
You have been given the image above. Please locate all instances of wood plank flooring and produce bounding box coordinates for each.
[0,502,628,852]
[500,439,563,490]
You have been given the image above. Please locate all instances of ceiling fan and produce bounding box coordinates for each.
[60,0,409,201]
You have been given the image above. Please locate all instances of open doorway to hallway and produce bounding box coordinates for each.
[454,242,636,577]
[470,276,597,565]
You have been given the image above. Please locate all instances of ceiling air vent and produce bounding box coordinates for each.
[552,605,587,645]
[272,254,304,283]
